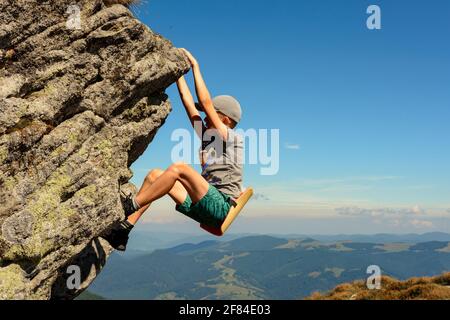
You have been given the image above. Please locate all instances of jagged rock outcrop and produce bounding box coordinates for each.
[0,0,190,299]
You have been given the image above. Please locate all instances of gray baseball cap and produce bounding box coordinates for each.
[196,95,242,123]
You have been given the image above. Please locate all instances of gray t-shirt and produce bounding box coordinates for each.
[200,127,243,199]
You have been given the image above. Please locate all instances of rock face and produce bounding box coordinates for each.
[0,0,189,299]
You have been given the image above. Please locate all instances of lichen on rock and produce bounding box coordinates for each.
[0,0,190,299]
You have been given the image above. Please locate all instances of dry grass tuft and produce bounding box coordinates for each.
[308,272,450,300]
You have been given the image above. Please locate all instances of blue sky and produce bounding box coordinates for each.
[128,0,450,234]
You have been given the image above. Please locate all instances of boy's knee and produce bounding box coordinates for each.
[146,168,163,183]
[168,162,188,175]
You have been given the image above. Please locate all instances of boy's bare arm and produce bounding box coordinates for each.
[176,76,204,138]
[181,49,228,140]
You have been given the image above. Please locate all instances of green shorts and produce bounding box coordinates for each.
[176,185,232,229]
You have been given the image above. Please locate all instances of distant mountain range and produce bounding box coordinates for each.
[284,232,450,244]
[120,231,450,257]
[83,234,450,300]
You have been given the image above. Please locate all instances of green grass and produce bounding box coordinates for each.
[374,243,411,252]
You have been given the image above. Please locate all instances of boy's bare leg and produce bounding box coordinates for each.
[127,204,149,225]
[103,164,207,251]
[126,164,208,225]
[134,162,209,209]
[127,179,186,225]
[126,168,182,225]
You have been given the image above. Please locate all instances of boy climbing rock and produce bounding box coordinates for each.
[103,49,244,251]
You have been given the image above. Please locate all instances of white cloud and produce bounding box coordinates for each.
[411,205,425,215]
[285,143,300,150]
[410,219,434,229]
[299,176,400,186]
[252,176,401,207]
[335,205,426,217]
[334,205,435,230]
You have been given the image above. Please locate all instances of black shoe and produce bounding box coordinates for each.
[102,221,134,251]
[120,190,137,218]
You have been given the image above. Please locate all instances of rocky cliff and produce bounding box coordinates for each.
[0,0,190,299]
